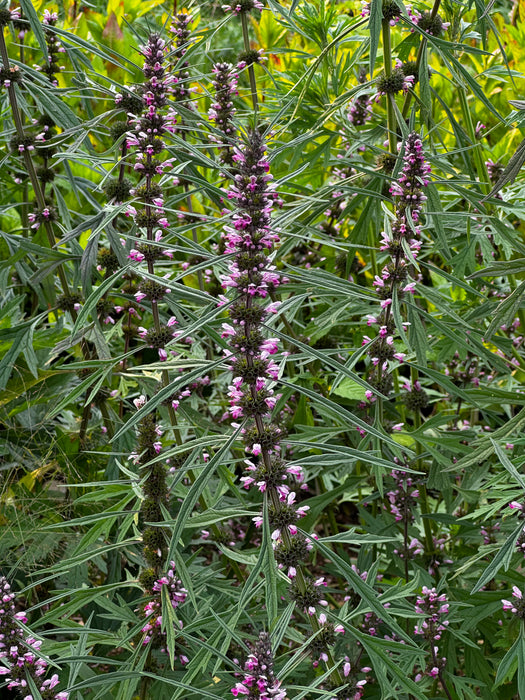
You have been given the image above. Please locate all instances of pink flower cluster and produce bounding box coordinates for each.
[407,5,450,35]
[363,132,431,401]
[332,657,369,700]
[386,469,420,522]
[231,632,285,699]
[220,131,315,583]
[502,586,525,618]
[141,564,188,653]
[223,0,264,14]
[0,577,68,700]
[414,586,450,641]
[122,32,176,212]
[120,33,183,361]
[36,10,67,85]
[389,132,431,219]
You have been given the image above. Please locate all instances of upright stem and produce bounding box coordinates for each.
[411,367,434,556]
[403,511,410,582]
[0,29,70,297]
[431,644,454,700]
[240,12,259,113]
[401,0,443,119]
[268,485,343,687]
[183,181,205,292]
[382,20,397,155]
[0,24,118,440]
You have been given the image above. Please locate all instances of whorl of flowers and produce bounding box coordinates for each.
[223,0,264,15]
[209,62,239,165]
[0,63,21,87]
[128,395,170,574]
[485,158,504,200]
[348,92,372,128]
[0,577,68,700]
[363,132,430,399]
[220,131,313,573]
[413,586,451,692]
[485,158,504,185]
[237,48,267,71]
[414,587,450,641]
[403,378,429,411]
[38,10,66,86]
[308,612,345,666]
[231,632,286,699]
[139,564,188,655]
[414,649,447,684]
[502,586,525,618]
[385,469,419,522]
[170,13,195,109]
[0,8,20,27]
[361,0,401,25]
[376,67,414,99]
[389,132,431,221]
[123,33,178,362]
[336,659,369,700]
[407,5,450,36]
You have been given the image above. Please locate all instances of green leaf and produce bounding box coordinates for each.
[288,440,422,473]
[72,266,130,336]
[36,539,141,577]
[518,633,525,699]
[490,438,525,490]
[307,533,416,644]
[166,427,241,563]
[52,25,137,71]
[280,380,408,453]
[112,357,225,440]
[351,629,427,700]
[425,185,451,259]
[485,280,525,341]
[494,634,520,688]
[24,81,80,129]
[471,519,524,593]
[67,672,224,699]
[468,257,525,278]
[183,508,257,530]
[320,531,397,544]
[369,0,382,75]
[19,0,48,63]
[482,137,525,200]
[273,328,380,396]
[46,364,114,419]
[161,583,178,670]
[331,378,366,401]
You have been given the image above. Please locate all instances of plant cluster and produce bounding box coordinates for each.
[1,1,525,699]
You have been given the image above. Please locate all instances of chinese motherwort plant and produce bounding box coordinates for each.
[220,129,349,692]
[364,131,430,399]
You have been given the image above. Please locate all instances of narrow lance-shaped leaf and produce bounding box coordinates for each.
[481,137,525,201]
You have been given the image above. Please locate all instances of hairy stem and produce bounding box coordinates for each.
[240,12,259,113]
[382,20,397,155]
[401,0,443,119]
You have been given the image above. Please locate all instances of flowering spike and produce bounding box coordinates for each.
[210,62,239,165]
[231,632,286,699]
[0,577,68,699]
